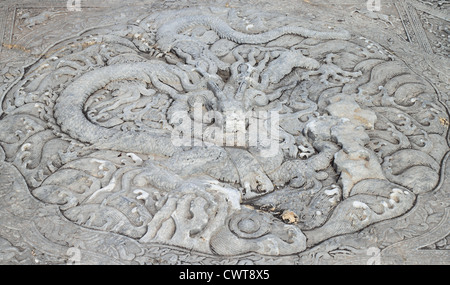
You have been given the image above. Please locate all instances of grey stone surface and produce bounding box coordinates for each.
[0,0,449,264]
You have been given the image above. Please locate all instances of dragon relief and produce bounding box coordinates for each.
[0,8,448,257]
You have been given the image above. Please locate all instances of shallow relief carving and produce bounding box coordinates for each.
[0,2,449,264]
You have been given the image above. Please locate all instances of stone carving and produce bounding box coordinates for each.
[0,0,449,264]
[0,237,21,264]
[19,10,64,30]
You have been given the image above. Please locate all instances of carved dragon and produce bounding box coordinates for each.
[2,9,447,257]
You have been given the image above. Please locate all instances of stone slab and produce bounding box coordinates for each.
[0,0,449,265]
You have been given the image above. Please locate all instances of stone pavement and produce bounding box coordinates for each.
[0,0,449,264]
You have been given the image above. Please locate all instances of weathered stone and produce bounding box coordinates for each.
[0,0,448,265]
